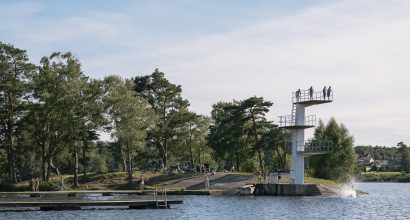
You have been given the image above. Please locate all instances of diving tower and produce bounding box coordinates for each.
[279,88,333,184]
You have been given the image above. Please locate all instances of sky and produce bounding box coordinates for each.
[1,0,410,147]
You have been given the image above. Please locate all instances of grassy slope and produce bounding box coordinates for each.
[2,172,343,191]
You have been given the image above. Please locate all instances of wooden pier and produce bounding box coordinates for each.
[0,190,183,211]
[0,199,183,210]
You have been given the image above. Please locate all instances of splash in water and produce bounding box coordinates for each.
[339,180,357,198]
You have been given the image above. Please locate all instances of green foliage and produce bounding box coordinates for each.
[104,75,154,184]
[0,42,36,183]
[308,118,357,182]
[397,142,410,173]
[133,69,190,167]
[208,97,286,172]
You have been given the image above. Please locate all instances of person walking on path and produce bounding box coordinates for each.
[323,86,327,100]
[31,178,36,192]
[309,86,314,100]
[205,175,210,189]
[327,86,332,100]
[140,174,145,193]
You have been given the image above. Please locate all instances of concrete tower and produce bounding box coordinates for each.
[279,87,333,184]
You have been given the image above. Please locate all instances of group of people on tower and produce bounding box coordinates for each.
[295,86,332,101]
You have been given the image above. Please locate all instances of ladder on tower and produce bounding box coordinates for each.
[291,103,296,126]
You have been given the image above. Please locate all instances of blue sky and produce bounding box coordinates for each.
[1,0,410,146]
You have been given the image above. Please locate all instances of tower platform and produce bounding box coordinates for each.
[284,141,333,156]
[279,115,316,129]
[293,90,333,106]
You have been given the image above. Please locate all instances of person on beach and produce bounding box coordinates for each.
[205,175,210,189]
[323,86,327,100]
[309,86,314,100]
[140,174,145,193]
[258,170,263,183]
[35,177,40,191]
[327,86,332,100]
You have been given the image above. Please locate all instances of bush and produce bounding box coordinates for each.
[39,179,62,191]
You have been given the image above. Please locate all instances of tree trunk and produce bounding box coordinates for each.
[7,146,17,183]
[46,154,51,180]
[126,142,133,185]
[235,154,240,172]
[82,139,88,179]
[41,142,47,181]
[6,126,17,183]
[189,141,194,165]
[73,142,79,187]
[251,112,264,174]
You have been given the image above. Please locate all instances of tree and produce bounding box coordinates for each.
[133,69,190,167]
[33,52,91,184]
[0,42,36,183]
[239,96,273,174]
[256,123,290,172]
[397,142,410,174]
[208,101,249,171]
[104,76,154,185]
[308,118,356,182]
[171,113,212,166]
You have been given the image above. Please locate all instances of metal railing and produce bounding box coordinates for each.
[292,89,333,103]
[278,115,316,127]
[283,140,333,154]
[303,141,333,153]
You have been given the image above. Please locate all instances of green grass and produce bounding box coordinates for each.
[361,171,410,182]
[304,176,341,188]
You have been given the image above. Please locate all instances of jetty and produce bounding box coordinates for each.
[0,190,183,211]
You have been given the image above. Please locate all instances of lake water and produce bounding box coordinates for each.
[0,182,409,220]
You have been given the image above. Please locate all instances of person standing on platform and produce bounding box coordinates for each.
[309,86,314,100]
[327,86,332,100]
[323,86,327,100]
[296,89,301,101]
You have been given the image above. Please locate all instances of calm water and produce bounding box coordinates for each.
[0,182,409,220]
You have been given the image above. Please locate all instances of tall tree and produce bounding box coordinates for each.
[133,69,190,167]
[33,52,90,184]
[239,96,273,174]
[208,101,249,171]
[308,118,356,182]
[104,76,154,185]
[0,42,35,183]
[256,123,290,172]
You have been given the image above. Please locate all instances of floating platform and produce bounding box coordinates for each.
[0,199,183,211]
[253,184,321,196]
[0,190,145,196]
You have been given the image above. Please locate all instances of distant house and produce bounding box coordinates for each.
[371,165,387,171]
[387,159,402,171]
[357,154,374,165]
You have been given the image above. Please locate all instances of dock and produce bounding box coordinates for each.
[0,199,183,210]
[0,190,183,211]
